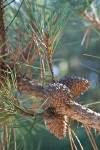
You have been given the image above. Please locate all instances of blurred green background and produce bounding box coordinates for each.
[1,0,100,149]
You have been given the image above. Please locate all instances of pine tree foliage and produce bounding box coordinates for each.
[0,0,100,150]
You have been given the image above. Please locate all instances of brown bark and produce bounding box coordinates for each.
[0,1,6,68]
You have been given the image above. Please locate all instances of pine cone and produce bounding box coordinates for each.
[45,83,74,109]
[59,77,90,99]
[44,113,67,139]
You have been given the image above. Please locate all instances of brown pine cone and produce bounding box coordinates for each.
[59,77,90,99]
[45,83,74,108]
[44,113,67,139]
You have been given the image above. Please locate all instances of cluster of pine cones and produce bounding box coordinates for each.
[43,77,90,139]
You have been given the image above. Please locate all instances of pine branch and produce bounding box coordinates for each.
[17,76,45,100]
[15,76,100,132]
[1,68,100,139]
[62,101,100,131]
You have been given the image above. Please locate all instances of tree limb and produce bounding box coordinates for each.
[17,77,100,132]
[61,101,100,131]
